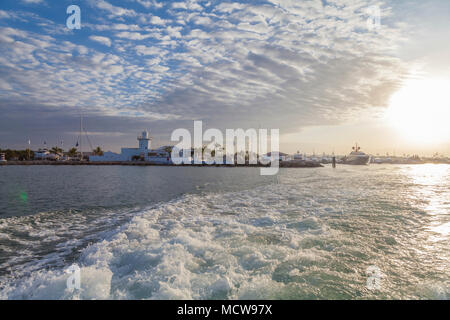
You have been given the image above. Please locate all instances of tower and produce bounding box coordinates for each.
[138,130,151,151]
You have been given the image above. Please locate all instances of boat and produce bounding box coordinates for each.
[293,151,303,160]
[34,148,60,161]
[342,143,370,165]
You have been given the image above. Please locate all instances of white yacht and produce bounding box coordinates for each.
[342,144,371,165]
[34,148,60,160]
[293,151,303,160]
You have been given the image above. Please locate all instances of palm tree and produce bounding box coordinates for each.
[25,148,32,160]
[68,148,78,157]
[93,146,104,156]
[50,146,63,155]
[163,146,173,153]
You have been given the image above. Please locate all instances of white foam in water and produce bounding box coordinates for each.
[1,166,449,300]
[0,184,336,299]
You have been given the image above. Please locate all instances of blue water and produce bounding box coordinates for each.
[0,164,448,299]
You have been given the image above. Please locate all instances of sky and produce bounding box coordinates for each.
[0,0,449,155]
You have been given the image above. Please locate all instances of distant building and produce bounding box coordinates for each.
[89,131,180,164]
[0,153,6,162]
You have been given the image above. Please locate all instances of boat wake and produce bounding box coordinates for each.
[1,167,448,300]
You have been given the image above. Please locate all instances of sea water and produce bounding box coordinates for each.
[0,164,448,299]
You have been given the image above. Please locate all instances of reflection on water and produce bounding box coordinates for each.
[430,222,450,236]
[406,164,450,187]
[404,164,449,276]
[404,164,449,217]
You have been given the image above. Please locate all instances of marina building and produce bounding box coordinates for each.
[89,131,176,163]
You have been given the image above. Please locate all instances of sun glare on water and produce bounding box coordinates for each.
[387,79,450,144]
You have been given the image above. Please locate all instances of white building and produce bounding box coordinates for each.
[89,131,178,164]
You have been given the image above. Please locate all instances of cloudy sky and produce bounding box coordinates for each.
[0,0,449,155]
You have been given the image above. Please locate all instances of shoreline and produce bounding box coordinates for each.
[2,161,449,167]
[0,160,323,168]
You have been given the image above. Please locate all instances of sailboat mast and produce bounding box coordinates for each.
[80,114,83,160]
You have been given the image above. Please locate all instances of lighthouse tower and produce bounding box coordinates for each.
[138,130,151,151]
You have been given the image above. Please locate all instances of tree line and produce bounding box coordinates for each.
[0,149,34,161]
[0,146,104,160]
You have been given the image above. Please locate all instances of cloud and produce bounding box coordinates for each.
[214,2,246,14]
[0,10,12,19]
[0,0,415,150]
[135,45,166,56]
[135,0,164,9]
[114,31,151,40]
[89,35,112,47]
[150,16,167,25]
[172,2,188,10]
[192,16,212,26]
[91,0,136,17]
[171,1,203,11]
[21,0,44,4]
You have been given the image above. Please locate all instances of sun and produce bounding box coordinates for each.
[387,79,450,144]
